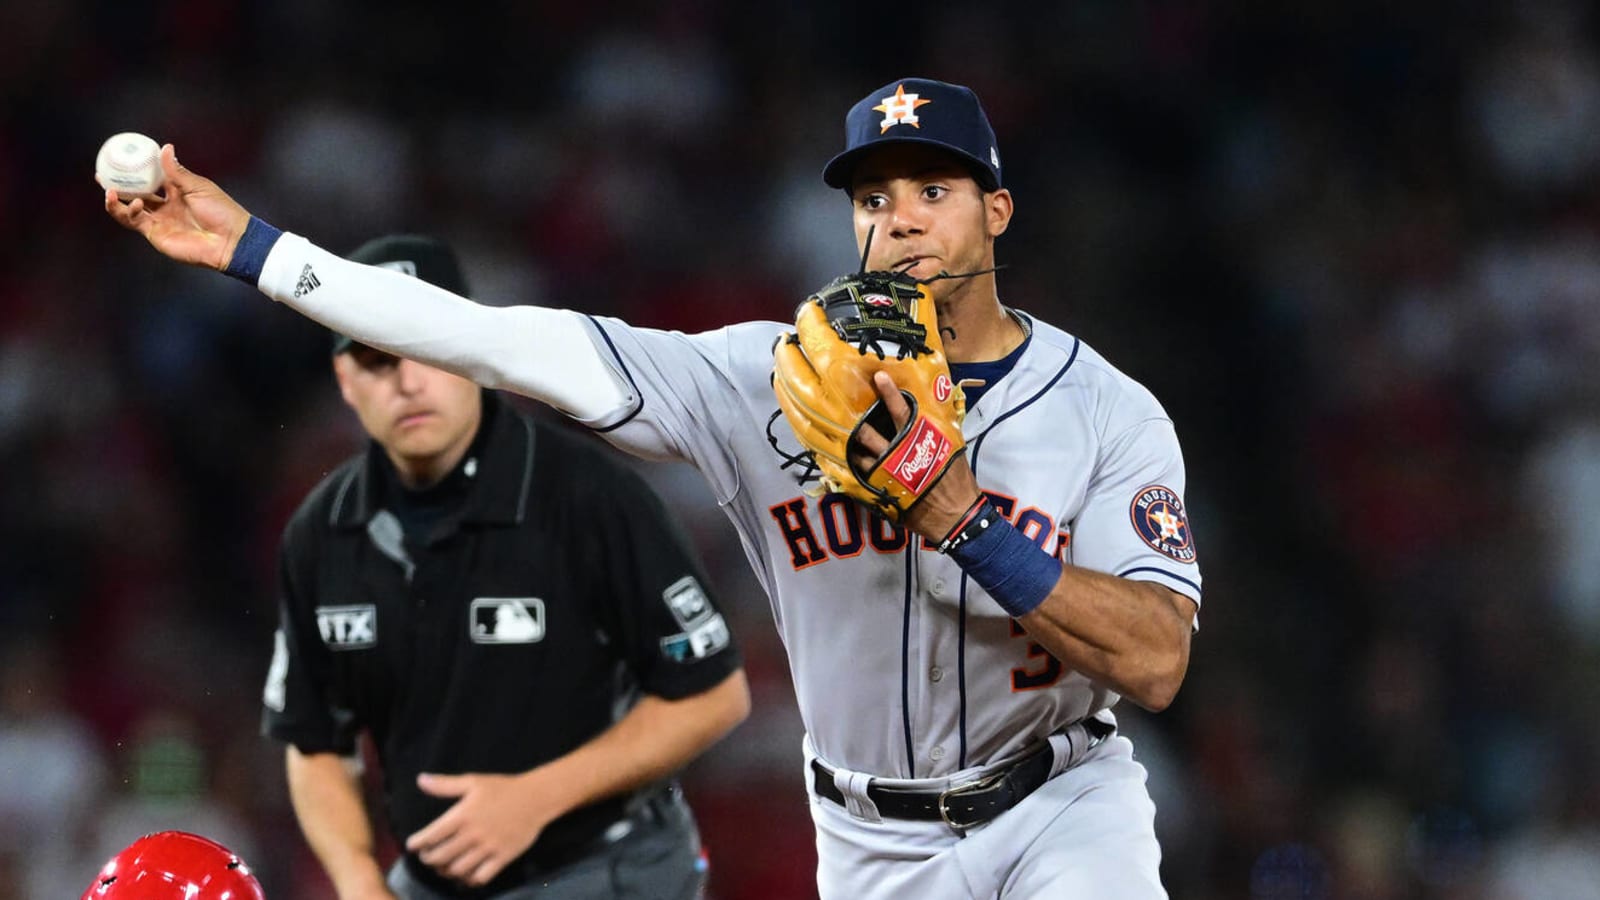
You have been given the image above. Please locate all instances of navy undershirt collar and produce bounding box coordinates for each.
[948,331,1031,409]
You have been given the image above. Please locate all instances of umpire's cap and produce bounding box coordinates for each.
[332,234,471,355]
[823,77,1002,192]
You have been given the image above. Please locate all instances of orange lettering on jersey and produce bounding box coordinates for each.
[1009,618,1064,692]
[769,498,828,570]
[1054,529,1073,562]
[770,491,1059,569]
[1015,507,1055,548]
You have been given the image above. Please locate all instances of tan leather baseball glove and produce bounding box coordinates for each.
[771,270,967,522]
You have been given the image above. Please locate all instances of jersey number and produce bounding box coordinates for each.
[1009,619,1063,691]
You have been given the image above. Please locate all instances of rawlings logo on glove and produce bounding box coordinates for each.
[768,266,967,522]
[885,420,952,491]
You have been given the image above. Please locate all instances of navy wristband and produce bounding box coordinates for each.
[224,216,283,285]
[949,513,1061,618]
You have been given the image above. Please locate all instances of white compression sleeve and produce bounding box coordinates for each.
[256,233,633,422]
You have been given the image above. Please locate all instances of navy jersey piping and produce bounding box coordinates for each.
[581,315,646,434]
[958,337,1080,762]
[1118,566,1202,596]
[900,541,916,777]
[967,337,1081,456]
[957,573,969,768]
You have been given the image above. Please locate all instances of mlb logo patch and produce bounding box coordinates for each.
[316,605,377,650]
[470,598,546,644]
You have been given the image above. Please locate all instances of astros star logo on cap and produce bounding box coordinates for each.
[874,83,932,133]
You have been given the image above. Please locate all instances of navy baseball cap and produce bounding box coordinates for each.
[822,77,1002,192]
[333,235,470,355]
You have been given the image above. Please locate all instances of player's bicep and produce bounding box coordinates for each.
[1069,418,1203,615]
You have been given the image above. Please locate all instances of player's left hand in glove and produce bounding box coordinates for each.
[771,269,967,522]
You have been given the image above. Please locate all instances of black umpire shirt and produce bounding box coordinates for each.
[262,393,741,892]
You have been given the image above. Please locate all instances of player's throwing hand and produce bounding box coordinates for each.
[102,144,250,272]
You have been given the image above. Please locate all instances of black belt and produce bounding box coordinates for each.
[812,719,1113,831]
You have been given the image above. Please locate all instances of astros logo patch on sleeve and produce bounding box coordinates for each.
[1129,485,1196,563]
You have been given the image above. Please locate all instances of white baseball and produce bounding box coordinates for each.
[95,132,164,198]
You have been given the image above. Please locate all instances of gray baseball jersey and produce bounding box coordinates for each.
[579,311,1202,779]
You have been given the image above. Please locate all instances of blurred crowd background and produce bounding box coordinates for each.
[3,1,1599,897]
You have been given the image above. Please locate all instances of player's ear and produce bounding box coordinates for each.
[986,189,1013,238]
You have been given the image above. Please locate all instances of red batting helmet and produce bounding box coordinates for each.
[81,831,265,899]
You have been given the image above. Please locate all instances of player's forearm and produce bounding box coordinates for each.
[247,230,631,420]
[286,747,395,900]
[530,670,750,816]
[938,491,1195,710]
[1021,570,1195,711]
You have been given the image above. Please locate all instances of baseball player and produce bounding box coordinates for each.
[263,234,750,898]
[106,77,1202,898]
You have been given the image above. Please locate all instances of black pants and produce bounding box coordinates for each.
[388,792,706,900]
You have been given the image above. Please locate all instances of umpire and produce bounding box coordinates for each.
[261,235,750,899]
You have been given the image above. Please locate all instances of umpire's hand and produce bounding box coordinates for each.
[407,770,561,888]
[103,144,251,273]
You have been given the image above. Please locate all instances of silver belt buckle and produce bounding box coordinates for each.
[936,767,1010,832]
